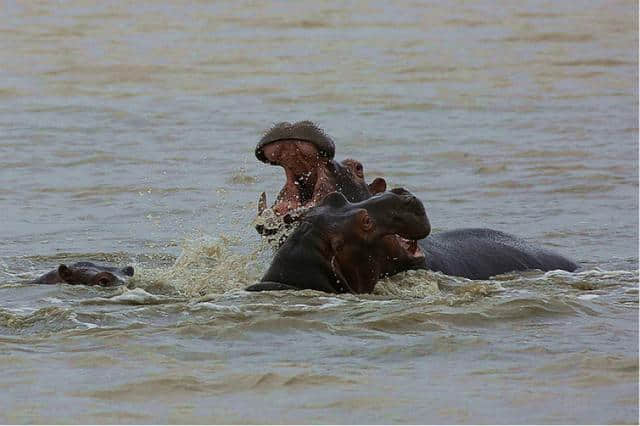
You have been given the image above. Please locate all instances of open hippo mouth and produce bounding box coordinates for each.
[255,122,385,234]
[255,121,338,216]
[374,188,430,264]
[397,236,422,258]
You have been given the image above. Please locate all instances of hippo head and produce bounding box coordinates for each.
[55,262,134,287]
[248,188,430,294]
[254,121,387,239]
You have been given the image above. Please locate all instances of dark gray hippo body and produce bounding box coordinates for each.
[253,121,579,283]
[32,261,134,287]
[419,228,578,280]
[248,189,430,294]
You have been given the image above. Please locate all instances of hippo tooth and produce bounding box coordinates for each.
[258,192,267,214]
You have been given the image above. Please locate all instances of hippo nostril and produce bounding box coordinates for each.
[403,196,420,208]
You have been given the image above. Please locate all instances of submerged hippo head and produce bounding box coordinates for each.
[33,262,135,287]
[247,188,430,294]
[255,121,387,239]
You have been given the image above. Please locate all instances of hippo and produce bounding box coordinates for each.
[253,121,579,281]
[255,120,387,216]
[247,188,430,293]
[420,228,577,279]
[254,121,387,245]
[32,262,134,287]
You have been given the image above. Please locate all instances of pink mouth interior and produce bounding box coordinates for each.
[261,140,331,216]
[398,236,424,258]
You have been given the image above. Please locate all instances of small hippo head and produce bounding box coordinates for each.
[35,262,135,287]
[254,121,387,241]
[251,188,430,294]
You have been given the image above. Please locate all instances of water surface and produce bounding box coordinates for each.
[1,0,638,423]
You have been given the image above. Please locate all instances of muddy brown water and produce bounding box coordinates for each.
[1,0,638,423]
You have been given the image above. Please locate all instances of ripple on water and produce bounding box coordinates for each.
[0,307,83,335]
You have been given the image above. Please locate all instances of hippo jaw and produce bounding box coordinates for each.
[343,188,430,276]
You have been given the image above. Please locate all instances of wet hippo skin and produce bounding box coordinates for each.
[32,261,134,287]
[420,228,578,280]
[254,121,579,281]
[247,188,430,294]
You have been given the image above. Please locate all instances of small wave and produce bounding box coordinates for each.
[82,370,357,403]
[504,33,594,43]
[374,269,440,298]
[0,307,81,334]
[80,287,185,306]
[578,294,600,300]
[546,184,614,194]
[514,149,591,158]
[475,163,508,174]
[245,317,335,334]
[552,59,632,67]
[226,171,257,185]
[513,268,639,289]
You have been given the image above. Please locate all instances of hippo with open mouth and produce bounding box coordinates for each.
[254,121,388,247]
[255,120,387,217]
[32,262,134,287]
[253,121,578,282]
[247,188,430,294]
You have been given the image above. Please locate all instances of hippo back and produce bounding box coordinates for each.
[419,228,578,280]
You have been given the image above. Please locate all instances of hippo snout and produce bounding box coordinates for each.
[406,194,426,216]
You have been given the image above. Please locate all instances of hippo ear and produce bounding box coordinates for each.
[357,210,375,233]
[322,192,348,208]
[368,178,387,195]
[122,266,134,276]
[330,234,344,253]
[58,264,73,282]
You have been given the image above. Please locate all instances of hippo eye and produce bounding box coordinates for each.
[353,162,364,178]
[98,277,111,286]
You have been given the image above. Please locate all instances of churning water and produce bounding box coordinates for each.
[1,0,638,423]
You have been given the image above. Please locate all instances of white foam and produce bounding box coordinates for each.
[577,294,600,300]
[374,269,441,298]
[129,234,267,297]
[111,287,162,303]
[68,312,99,329]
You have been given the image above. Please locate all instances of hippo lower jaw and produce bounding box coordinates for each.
[398,236,424,259]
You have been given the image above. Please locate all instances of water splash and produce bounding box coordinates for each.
[129,233,269,297]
